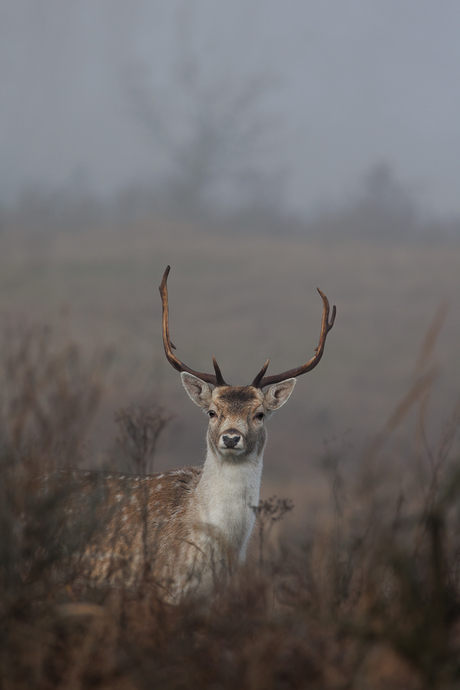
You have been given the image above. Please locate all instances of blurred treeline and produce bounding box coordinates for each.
[2,160,459,243]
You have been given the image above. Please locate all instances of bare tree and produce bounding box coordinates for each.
[123,13,284,220]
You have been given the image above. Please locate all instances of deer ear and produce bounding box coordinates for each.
[181,372,213,408]
[264,378,296,411]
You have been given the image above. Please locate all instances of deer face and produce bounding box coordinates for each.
[181,372,296,460]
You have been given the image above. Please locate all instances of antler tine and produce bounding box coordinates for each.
[159,266,228,387]
[251,359,270,388]
[212,357,227,387]
[254,288,336,389]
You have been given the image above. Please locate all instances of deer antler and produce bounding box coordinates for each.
[159,266,227,387]
[251,288,336,389]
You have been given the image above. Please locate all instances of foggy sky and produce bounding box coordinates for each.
[1,0,459,218]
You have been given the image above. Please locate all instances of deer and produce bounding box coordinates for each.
[50,267,336,601]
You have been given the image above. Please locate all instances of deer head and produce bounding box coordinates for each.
[159,266,336,461]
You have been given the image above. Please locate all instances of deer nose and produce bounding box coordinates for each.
[222,434,241,449]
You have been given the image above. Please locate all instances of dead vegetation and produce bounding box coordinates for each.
[0,308,459,689]
[114,404,173,474]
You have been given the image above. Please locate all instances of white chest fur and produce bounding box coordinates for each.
[190,450,263,562]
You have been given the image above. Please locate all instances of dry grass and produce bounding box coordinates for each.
[0,222,460,687]
[1,404,460,688]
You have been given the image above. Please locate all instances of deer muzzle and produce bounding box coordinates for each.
[220,430,244,452]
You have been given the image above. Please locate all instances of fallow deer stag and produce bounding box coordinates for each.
[59,267,336,600]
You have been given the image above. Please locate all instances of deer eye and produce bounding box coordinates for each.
[207,410,217,418]
[255,412,265,421]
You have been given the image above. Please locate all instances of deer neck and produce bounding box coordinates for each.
[190,443,264,559]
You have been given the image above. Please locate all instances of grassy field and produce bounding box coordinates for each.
[1,220,460,687]
[1,221,458,478]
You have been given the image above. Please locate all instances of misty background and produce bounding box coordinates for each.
[2,1,460,237]
[0,1,459,497]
